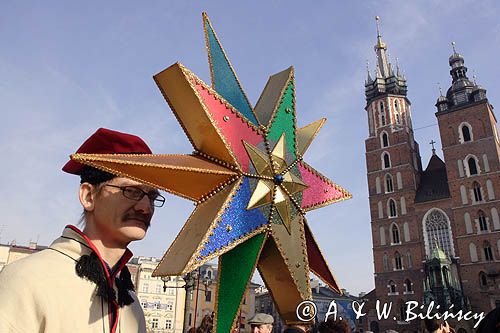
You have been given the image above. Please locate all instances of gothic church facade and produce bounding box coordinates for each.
[364,19,500,332]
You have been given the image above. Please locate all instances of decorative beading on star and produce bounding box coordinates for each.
[71,12,351,331]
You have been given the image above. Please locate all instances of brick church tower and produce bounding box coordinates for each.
[434,43,500,314]
[364,17,424,333]
[363,18,500,333]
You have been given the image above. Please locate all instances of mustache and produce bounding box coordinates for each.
[122,211,152,227]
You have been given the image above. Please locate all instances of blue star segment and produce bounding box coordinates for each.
[199,177,268,257]
[203,13,259,126]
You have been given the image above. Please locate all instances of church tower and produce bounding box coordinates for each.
[435,44,500,313]
[364,17,423,332]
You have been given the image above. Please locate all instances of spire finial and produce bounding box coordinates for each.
[430,140,436,155]
[438,82,443,96]
[472,69,477,85]
[451,41,457,54]
[375,16,381,38]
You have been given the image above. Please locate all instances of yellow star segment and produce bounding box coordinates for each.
[246,179,274,210]
[243,141,274,177]
[296,118,326,157]
[270,134,288,173]
[282,172,308,195]
[243,135,309,234]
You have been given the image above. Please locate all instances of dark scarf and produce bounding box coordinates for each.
[75,252,135,307]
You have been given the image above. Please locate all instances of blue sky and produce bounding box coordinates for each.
[1,1,499,295]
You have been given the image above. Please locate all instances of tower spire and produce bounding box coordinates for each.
[374,16,390,77]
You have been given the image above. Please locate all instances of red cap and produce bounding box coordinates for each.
[62,128,152,175]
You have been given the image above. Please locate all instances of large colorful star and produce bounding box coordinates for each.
[71,13,351,331]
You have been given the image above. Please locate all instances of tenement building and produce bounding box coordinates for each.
[363,18,500,333]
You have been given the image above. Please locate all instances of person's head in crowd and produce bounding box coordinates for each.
[248,313,274,333]
[317,318,351,333]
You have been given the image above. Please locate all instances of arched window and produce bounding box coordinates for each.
[478,211,488,231]
[381,132,389,147]
[383,252,389,271]
[484,241,494,261]
[375,176,381,194]
[394,252,402,270]
[392,223,400,244]
[382,152,391,169]
[467,156,479,176]
[395,112,401,125]
[385,174,394,193]
[388,280,396,293]
[487,179,495,200]
[404,279,412,293]
[380,226,386,246]
[423,209,454,257]
[479,272,488,289]
[406,251,413,268]
[388,199,397,218]
[464,213,473,234]
[461,124,472,142]
[473,182,483,202]
[470,243,478,262]
[380,102,386,126]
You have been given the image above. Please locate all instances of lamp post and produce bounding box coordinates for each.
[161,268,213,332]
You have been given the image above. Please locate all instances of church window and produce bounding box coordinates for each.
[492,208,500,230]
[464,213,473,234]
[483,154,490,172]
[383,253,389,271]
[403,222,410,241]
[391,223,400,244]
[394,252,403,270]
[404,279,412,293]
[388,199,397,218]
[487,179,495,200]
[380,226,386,245]
[423,209,454,257]
[460,123,472,142]
[394,99,400,112]
[484,241,494,261]
[473,182,483,202]
[388,280,396,293]
[460,185,468,204]
[395,112,401,125]
[457,160,464,177]
[382,152,391,169]
[478,211,488,231]
[385,174,394,193]
[396,172,402,189]
[380,102,386,126]
[375,177,381,194]
[378,201,383,218]
[401,197,407,215]
[406,251,413,268]
[479,272,488,289]
[467,156,479,176]
[381,132,389,147]
[470,243,478,262]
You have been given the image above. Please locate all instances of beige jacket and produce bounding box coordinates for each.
[0,226,146,333]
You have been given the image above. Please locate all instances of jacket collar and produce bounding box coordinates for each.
[50,225,133,278]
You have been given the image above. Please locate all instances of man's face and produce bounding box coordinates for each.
[89,177,157,245]
[251,324,272,333]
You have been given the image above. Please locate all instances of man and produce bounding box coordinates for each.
[248,313,274,333]
[0,128,164,333]
[424,318,454,333]
[317,318,351,333]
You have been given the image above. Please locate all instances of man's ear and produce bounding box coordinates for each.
[79,183,97,212]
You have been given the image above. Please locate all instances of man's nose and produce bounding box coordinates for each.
[135,195,154,213]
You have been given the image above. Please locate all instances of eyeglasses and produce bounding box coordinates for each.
[104,184,166,207]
